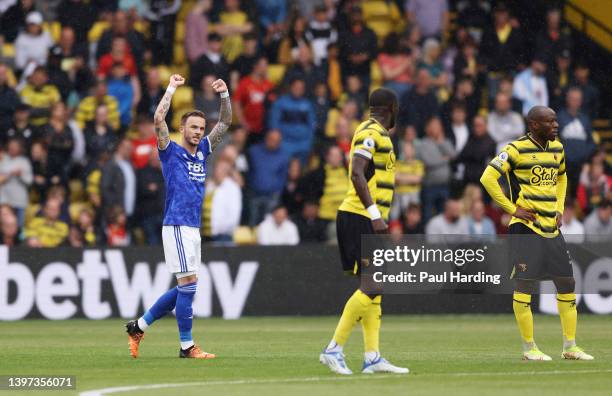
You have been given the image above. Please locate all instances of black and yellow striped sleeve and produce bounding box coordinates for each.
[352,129,378,160]
[480,145,519,215]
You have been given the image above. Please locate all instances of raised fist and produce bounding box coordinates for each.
[169,74,185,88]
[211,79,228,93]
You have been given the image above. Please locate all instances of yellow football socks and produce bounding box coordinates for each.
[362,295,382,353]
[332,289,372,346]
[557,293,577,348]
[513,292,534,345]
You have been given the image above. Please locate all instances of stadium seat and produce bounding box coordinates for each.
[157,65,173,85]
[69,179,85,203]
[134,20,150,38]
[88,21,110,43]
[172,86,194,110]
[173,44,186,66]
[233,226,257,245]
[370,61,382,87]
[175,21,185,43]
[172,109,190,131]
[267,64,286,85]
[43,21,62,42]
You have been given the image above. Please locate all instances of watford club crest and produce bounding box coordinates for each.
[518,263,528,272]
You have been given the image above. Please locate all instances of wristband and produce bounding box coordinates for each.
[166,86,176,95]
[367,204,381,220]
[220,91,229,98]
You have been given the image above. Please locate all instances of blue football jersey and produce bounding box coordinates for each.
[159,138,211,227]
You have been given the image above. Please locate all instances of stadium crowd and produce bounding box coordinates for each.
[0,0,609,247]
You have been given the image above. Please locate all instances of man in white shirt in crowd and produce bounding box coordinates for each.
[561,200,584,243]
[487,92,525,152]
[209,160,242,242]
[0,138,32,227]
[583,200,612,242]
[513,57,549,116]
[425,198,469,239]
[257,204,299,245]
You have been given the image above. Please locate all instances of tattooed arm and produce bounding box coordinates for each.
[154,74,185,150]
[207,79,232,151]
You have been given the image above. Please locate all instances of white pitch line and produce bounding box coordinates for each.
[80,369,612,396]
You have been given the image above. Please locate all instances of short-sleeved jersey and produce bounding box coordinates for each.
[487,134,566,237]
[159,138,212,227]
[339,118,396,220]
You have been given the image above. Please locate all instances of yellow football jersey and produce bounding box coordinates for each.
[484,134,566,237]
[339,118,396,220]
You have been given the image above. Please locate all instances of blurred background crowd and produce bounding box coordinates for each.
[0,0,610,248]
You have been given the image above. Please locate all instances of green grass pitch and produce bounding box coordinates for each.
[1,315,611,395]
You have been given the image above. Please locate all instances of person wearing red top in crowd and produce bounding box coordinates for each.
[130,115,157,169]
[97,37,138,78]
[233,55,274,142]
[106,205,130,246]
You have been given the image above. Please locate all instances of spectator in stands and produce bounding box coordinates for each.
[299,145,348,223]
[280,158,303,216]
[452,37,482,84]
[107,62,139,131]
[41,102,74,188]
[14,11,54,71]
[278,15,307,65]
[106,205,130,246]
[583,200,612,242]
[204,160,242,243]
[101,139,136,223]
[25,197,69,247]
[561,200,584,243]
[77,80,121,129]
[0,138,32,226]
[254,0,286,61]
[305,4,337,66]
[83,113,116,169]
[247,129,289,226]
[487,91,525,152]
[5,104,37,150]
[29,140,47,199]
[558,88,596,193]
[480,3,525,97]
[190,33,230,89]
[293,200,327,244]
[0,63,20,133]
[98,37,138,79]
[215,0,253,64]
[185,0,212,64]
[570,63,600,119]
[534,7,571,69]
[513,57,548,116]
[19,66,61,127]
[268,76,316,164]
[401,22,422,60]
[338,74,367,117]
[54,26,94,99]
[446,101,470,153]
[135,150,164,245]
[378,32,414,98]
[313,81,331,140]
[466,199,496,239]
[425,198,469,235]
[282,44,326,98]
[137,67,172,121]
[144,0,181,65]
[404,0,448,40]
[194,74,220,133]
[233,55,274,141]
[391,141,424,220]
[0,0,35,43]
[418,116,456,221]
[57,0,95,42]
[577,159,610,214]
[69,207,97,247]
[46,46,73,102]
[399,68,440,137]
[230,32,260,82]
[0,206,20,246]
[130,116,157,169]
[547,49,571,111]
[324,42,342,101]
[403,202,424,234]
[419,38,448,91]
[96,10,146,68]
[256,204,299,245]
[456,115,496,186]
[338,7,377,89]
[456,0,490,42]
[362,0,403,44]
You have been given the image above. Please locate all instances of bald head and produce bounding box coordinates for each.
[526,106,558,142]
